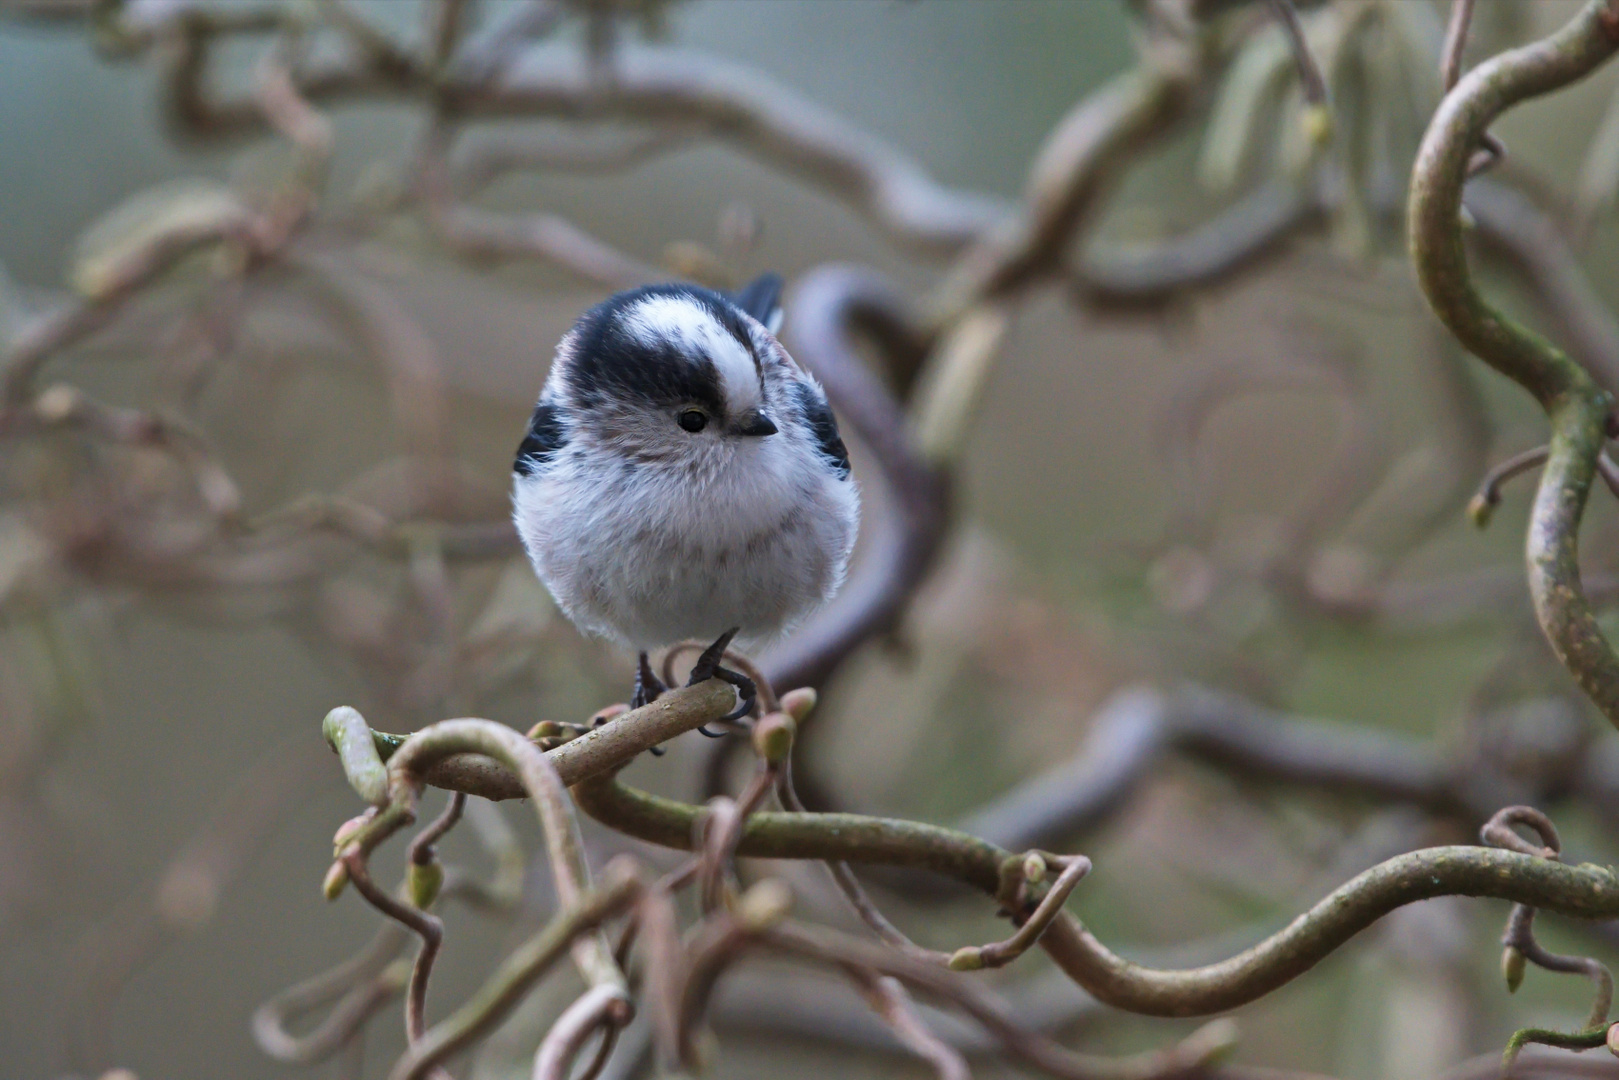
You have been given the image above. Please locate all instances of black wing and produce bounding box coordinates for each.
[793,381,851,481]
[514,400,567,476]
[730,272,785,334]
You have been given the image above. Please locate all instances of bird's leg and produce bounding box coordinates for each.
[686,627,757,730]
[629,651,669,756]
[631,651,667,710]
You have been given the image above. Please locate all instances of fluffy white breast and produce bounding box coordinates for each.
[513,286,857,652]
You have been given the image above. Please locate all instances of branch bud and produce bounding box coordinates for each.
[332,810,374,853]
[34,383,81,423]
[751,712,795,764]
[1502,945,1526,992]
[1022,852,1047,885]
[1467,493,1495,529]
[947,946,985,971]
[1302,104,1332,148]
[736,878,793,930]
[379,958,413,992]
[322,860,349,901]
[527,720,563,739]
[779,687,818,722]
[408,859,444,909]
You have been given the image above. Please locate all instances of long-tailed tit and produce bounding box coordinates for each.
[511,273,859,723]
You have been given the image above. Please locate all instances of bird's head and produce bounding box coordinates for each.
[554,284,787,466]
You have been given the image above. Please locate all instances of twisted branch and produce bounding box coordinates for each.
[1409,0,1619,728]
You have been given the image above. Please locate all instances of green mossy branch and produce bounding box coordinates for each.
[571,771,1012,894]
[1037,849,1619,1017]
[1504,1023,1608,1066]
[575,766,1619,1018]
[332,681,737,802]
[325,698,1619,1021]
[1409,0,1619,727]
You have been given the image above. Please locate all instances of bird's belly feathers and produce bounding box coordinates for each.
[513,462,855,650]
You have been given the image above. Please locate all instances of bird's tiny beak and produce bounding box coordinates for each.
[735,409,778,437]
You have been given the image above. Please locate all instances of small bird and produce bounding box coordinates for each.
[511,273,859,724]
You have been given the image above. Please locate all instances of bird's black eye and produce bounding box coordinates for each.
[678,409,708,433]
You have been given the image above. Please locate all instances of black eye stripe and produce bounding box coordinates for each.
[561,283,761,417]
[568,324,726,413]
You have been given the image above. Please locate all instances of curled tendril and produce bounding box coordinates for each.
[1482,806,1615,1067]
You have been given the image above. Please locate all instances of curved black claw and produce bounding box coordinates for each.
[686,628,756,734]
[632,651,667,710]
[632,651,669,755]
[712,666,758,724]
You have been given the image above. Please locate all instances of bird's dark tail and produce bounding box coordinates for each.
[731,272,785,334]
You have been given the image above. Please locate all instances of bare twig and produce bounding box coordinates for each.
[532,983,626,1080]
[340,848,444,1043]
[388,861,644,1080]
[956,686,1486,857]
[847,972,971,1080]
[407,791,466,896]
[762,920,1240,1080]
[417,125,661,288]
[1468,445,1551,528]
[1269,0,1328,107]
[777,752,952,964]
[1074,179,1323,307]
[253,926,411,1065]
[1440,0,1478,92]
[948,854,1092,972]
[931,62,1196,317]
[1439,0,1508,176]
[1482,806,1615,1063]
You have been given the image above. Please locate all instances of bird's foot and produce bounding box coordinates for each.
[686,627,757,731]
[631,651,667,710]
[630,651,669,755]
